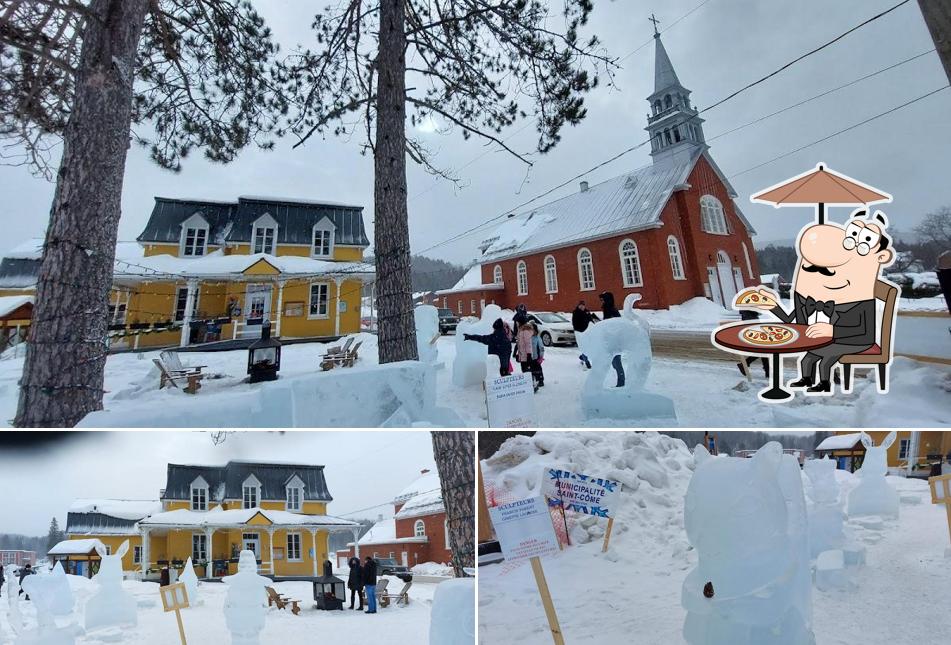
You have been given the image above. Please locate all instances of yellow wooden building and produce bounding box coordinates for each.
[817,431,951,472]
[0,195,374,349]
[63,461,361,579]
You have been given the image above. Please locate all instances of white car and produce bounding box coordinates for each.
[525,311,576,347]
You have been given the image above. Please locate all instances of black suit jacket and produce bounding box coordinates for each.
[771,293,877,346]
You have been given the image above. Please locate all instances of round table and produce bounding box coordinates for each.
[712,323,834,400]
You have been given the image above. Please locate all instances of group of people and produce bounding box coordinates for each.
[463,290,627,390]
[0,562,35,599]
[345,555,379,613]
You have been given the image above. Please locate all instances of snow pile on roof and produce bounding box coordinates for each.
[68,499,160,521]
[357,519,396,545]
[238,195,362,209]
[0,295,33,317]
[140,507,358,528]
[3,239,144,261]
[48,538,105,556]
[393,470,445,519]
[113,250,374,279]
[395,471,441,503]
[815,433,863,452]
[480,213,547,257]
[436,264,502,295]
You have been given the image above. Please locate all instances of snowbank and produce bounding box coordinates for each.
[411,562,454,577]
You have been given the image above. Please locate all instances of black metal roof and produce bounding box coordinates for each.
[137,196,370,247]
[163,461,333,502]
[0,257,40,288]
[65,512,138,535]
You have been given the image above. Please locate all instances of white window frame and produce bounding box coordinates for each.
[493,265,503,285]
[190,477,208,511]
[444,518,450,549]
[242,475,261,509]
[251,214,278,255]
[133,545,142,565]
[577,248,595,291]
[667,236,686,280]
[414,519,426,537]
[311,219,335,258]
[173,286,200,322]
[543,255,558,294]
[470,299,476,314]
[516,261,528,296]
[742,242,754,280]
[898,438,910,460]
[286,486,302,512]
[181,227,208,257]
[457,300,463,314]
[287,533,302,561]
[308,282,330,319]
[619,239,644,288]
[700,195,729,235]
[192,534,207,562]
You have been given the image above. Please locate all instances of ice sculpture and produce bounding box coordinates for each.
[452,304,504,387]
[429,578,475,645]
[847,431,899,519]
[683,442,815,645]
[16,563,76,645]
[580,294,675,420]
[223,550,272,645]
[180,557,200,606]
[85,540,137,632]
[804,458,845,558]
[414,305,440,364]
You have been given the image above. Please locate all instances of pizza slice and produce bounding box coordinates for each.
[735,288,778,309]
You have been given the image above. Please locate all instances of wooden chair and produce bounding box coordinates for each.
[160,350,207,374]
[374,578,389,599]
[153,358,204,394]
[266,586,301,615]
[379,581,412,608]
[840,280,899,393]
[320,338,363,371]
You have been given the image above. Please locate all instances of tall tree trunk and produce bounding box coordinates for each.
[15,0,149,427]
[431,431,475,577]
[373,0,418,364]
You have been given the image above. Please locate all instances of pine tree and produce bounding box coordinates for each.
[431,431,475,576]
[287,0,616,363]
[46,516,63,552]
[1,0,287,426]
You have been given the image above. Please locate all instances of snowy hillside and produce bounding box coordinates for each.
[479,432,951,645]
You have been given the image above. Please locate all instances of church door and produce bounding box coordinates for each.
[715,251,737,306]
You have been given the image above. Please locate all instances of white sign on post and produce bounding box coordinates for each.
[488,497,560,562]
[485,373,535,428]
[541,468,622,518]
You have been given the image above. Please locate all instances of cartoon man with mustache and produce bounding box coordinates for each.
[747,209,896,394]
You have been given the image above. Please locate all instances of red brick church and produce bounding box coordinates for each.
[438,29,760,314]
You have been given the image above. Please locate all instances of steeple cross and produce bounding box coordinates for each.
[649,13,661,36]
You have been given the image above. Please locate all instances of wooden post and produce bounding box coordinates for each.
[602,517,615,553]
[174,607,187,645]
[529,556,565,645]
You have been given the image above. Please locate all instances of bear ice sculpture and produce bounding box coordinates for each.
[847,431,899,519]
[683,442,815,645]
[85,540,137,632]
[580,294,675,420]
[804,457,845,559]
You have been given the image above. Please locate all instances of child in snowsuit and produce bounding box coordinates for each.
[530,323,545,387]
[464,318,513,376]
[515,322,542,391]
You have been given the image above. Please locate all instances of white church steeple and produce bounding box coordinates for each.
[645,17,707,163]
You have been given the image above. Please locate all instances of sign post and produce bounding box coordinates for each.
[489,497,564,644]
[929,473,951,552]
[485,373,535,428]
[541,468,622,553]
[160,581,190,645]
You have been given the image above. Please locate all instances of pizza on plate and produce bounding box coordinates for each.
[742,324,794,346]
[734,288,778,308]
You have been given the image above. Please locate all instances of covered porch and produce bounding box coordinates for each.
[47,538,104,579]
[138,508,362,581]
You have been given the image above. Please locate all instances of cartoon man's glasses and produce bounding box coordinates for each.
[842,221,880,257]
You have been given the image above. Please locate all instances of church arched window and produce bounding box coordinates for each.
[701,195,729,235]
[619,240,643,288]
[577,248,595,291]
[664,94,672,108]
[673,127,681,143]
[544,255,558,293]
[653,100,662,114]
[655,133,663,149]
[493,265,503,285]
[516,261,528,295]
[665,129,672,145]
[667,236,685,280]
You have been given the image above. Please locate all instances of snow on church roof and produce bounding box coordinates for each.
[393,470,444,520]
[353,518,428,546]
[436,264,503,296]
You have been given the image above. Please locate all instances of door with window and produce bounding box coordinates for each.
[243,532,260,560]
[244,284,272,337]
[715,251,737,306]
[706,267,723,307]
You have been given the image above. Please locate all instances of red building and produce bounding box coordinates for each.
[0,549,37,567]
[437,31,759,315]
[336,470,451,569]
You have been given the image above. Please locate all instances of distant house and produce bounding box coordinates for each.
[0,549,36,567]
[815,431,951,472]
[0,295,32,352]
[336,469,451,568]
[436,32,760,316]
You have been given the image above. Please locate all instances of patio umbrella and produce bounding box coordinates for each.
[751,163,891,224]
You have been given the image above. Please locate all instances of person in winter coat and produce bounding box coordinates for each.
[464,318,513,376]
[513,304,530,330]
[514,322,540,391]
[347,556,364,610]
[530,323,546,387]
[18,563,33,599]
[571,301,598,369]
[362,556,378,614]
[599,291,626,387]
[0,563,4,598]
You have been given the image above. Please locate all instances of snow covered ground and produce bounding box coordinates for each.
[0,331,947,427]
[0,574,436,644]
[478,432,951,645]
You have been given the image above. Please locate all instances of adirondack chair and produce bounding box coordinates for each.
[379,581,412,608]
[266,586,301,615]
[320,337,363,371]
[153,357,204,394]
[160,350,207,375]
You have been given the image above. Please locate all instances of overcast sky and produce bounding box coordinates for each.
[0,0,948,264]
[0,431,442,536]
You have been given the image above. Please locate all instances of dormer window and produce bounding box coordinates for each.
[190,476,208,511]
[242,474,261,509]
[285,474,305,512]
[311,218,335,258]
[252,214,278,255]
[180,213,210,257]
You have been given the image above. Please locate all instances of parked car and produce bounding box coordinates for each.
[437,308,459,335]
[372,557,413,582]
[525,311,576,346]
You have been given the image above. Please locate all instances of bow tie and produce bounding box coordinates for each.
[804,296,835,317]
